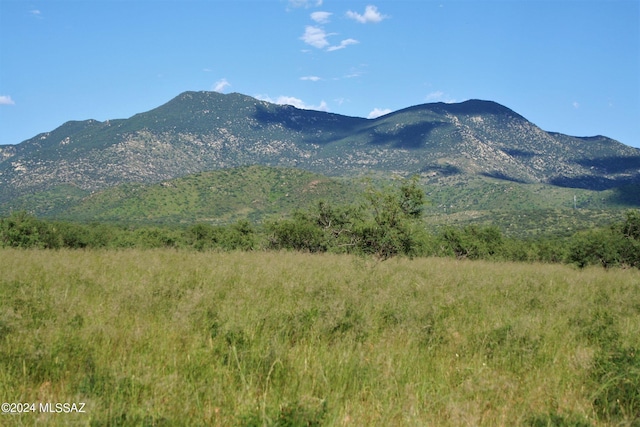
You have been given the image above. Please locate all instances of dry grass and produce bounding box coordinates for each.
[0,249,638,426]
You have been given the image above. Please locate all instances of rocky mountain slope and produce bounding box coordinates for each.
[1,91,639,207]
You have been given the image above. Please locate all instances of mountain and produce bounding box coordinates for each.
[1,91,639,212]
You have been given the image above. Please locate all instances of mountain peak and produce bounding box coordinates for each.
[2,90,639,210]
[380,99,526,123]
[430,99,525,120]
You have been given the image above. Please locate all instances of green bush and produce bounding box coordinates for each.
[185,220,257,251]
[266,177,428,259]
[567,209,640,269]
[0,211,60,248]
[437,225,504,260]
[1,205,637,269]
[221,220,257,251]
[621,209,640,240]
[185,223,219,250]
[265,212,328,253]
[52,221,92,248]
[568,229,623,269]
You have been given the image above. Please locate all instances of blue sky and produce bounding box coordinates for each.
[1,0,639,148]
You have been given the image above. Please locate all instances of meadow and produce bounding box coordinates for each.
[0,249,638,426]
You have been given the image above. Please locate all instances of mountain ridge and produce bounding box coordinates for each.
[1,91,639,209]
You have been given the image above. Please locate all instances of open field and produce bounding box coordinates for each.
[1,249,639,426]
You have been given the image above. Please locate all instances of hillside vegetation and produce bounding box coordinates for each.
[2,179,640,268]
[2,91,639,211]
[1,250,638,426]
[61,166,364,225]
[2,166,638,240]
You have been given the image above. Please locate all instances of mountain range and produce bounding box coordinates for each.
[1,91,639,219]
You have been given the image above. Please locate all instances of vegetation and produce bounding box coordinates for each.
[57,166,364,225]
[3,90,639,424]
[1,182,639,268]
[566,210,640,269]
[1,250,638,426]
[2,167,638,234]
[1,180,638,425]
[3,90,639,218]
[266,177,426,259]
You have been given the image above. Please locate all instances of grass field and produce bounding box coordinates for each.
[1,249,639,426]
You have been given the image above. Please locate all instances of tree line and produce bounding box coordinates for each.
[1,178,639,269]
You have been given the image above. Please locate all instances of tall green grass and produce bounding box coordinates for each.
[1,249,638,426]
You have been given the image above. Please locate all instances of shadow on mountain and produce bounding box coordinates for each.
[366,121,448,149]
[549,174,640,191]
[420,163,463,176]
[502,148,538,159]
[252,104,362,144]
[573,155,640,174]
[481,171,528,183]
[604,184,640,207]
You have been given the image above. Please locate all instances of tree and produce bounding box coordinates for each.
[621,209,640,240]
[186,223,221,250]
[357,176,427,259]
[567,229,623,269]
[266,176,428,259]
[222,220,257,251]
[399,175,426,218]
[438,225,504,260]
[617,210,640,268]
[0,211,60,249]
[265,212,327,253]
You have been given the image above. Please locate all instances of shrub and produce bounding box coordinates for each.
[265,213,328,253]
[567,229,622,268]
[221,219,257,251]
[621,209,640,240]
[53,221,92,248]
[437,225,504,260]
[0,211,60,249]
[266,177,428,259]
[185,221,257,251]
[567,210,640,269]
[133,227,179,249]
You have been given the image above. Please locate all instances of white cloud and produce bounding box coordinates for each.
[367,108,392,119]
[300,25,332,49]
[572,101,580,109]
[29,9,42,17]
[288,0,322,9]
[277,96,328,112]
[425,91,444,101]
[311,11,332,24]
[213,78,231,93]
[256,95,328,112]
[300,76,322,81]
[0,95,15,105]
[327,38,359,52]
[346,5,387,24]
[300,27,358,52]
[425,91,456,103]
[343,66,365,79]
